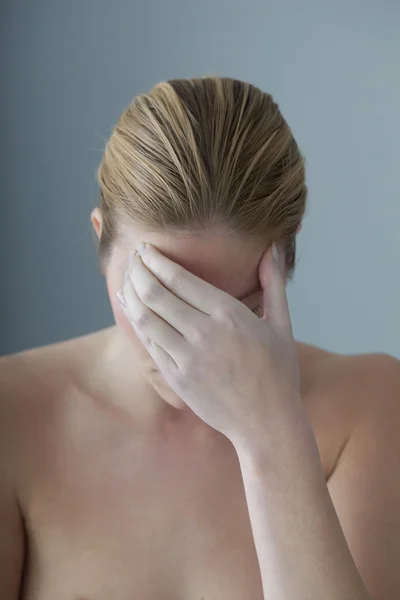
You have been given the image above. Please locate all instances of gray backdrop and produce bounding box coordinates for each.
[2,0,399,358]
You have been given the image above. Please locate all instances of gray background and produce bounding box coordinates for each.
[2,0,399,358]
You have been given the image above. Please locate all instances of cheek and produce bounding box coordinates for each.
[106,273,146,353]
[118,311,143,348]
[106,273,183,406]
[105,268,176,388]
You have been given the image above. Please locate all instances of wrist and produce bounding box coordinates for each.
[233,403,318,470]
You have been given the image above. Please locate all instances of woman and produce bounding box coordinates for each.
[1,77,399,600]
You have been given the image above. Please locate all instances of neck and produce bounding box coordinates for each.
[82,327,314,433]
[83,326,194,428]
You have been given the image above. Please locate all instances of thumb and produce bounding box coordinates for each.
[259,243,292,332]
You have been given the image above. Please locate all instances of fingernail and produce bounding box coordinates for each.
[272,243,279,263]
[137,242,146,256]
[117,290,126,308]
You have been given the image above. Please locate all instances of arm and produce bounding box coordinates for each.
[0,478,25,599]
[116,242,398,598]
[235,404,371,600]
[326,358,400,600]
[235,358,400,600]
[0,385,26,599]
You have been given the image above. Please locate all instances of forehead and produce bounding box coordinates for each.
[130,228,265,300]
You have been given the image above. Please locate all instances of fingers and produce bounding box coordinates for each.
[126,251,205,340]
[132,321,178,375]
[260,244,292,332]
[138,243,233,315]
[121,266,185,365]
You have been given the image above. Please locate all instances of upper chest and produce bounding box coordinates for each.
[20,402,266,600]
[18,384,351,600]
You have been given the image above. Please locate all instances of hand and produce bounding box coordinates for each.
[118,242,302,448]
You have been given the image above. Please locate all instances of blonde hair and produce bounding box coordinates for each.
[96,76,307,278]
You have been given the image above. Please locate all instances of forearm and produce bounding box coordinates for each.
[234,402,370,600]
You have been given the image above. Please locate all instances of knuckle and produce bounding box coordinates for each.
[215,302,237,322]
[188,326,205,345]
[133,310,151,330]
[141,282,163,305]
[188,322,215,349]
[166,269,184,291]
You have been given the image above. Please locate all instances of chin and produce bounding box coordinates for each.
[149,373,187,410]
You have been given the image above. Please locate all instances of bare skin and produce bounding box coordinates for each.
[0,326,394,600]
[2,222,399,598]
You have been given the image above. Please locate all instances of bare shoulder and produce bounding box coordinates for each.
[0,334,86,403]
[0,330,110,453]
[297,342,400,478]
[0,332,110,597]
[299,341,400,416]
[314,350,400,599]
